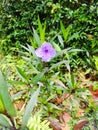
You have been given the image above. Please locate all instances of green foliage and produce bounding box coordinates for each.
[0,98,5,113]
[0,114,11,128]
[0,0,98,129]
[31,68,48,84]
[16,66,28,82]
[0,0,97,60]
[21,87,40,130]
[60,21,70,42]
[93,56,98,70]
[0,71,16,117]
[38,16,46,43]
[27,111,52,130]
[0,65,40,129]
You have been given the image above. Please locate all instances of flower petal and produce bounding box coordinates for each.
[42,42,52,49]
[35,42,56,62]
[42,54,51,62]
[50,48,56,57]
[35,48,43,57]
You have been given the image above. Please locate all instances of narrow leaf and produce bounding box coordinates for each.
[0,114,11,128]
[20,45,30,52]
[21,87,40,129]
[68,49,83,53]
[49,60,70,71]
[56,47,72,57]
[11,90,27,99]
[71,74,74,88]
[67,32,79,42]
[0,71,16,117]
[50,78,67,89]
[60,21,70,42]
[38,16,46,43]
[33,28,41,46]
[27,44,37,58]
[38,16,42,35]
[41,22,46,42]
[58,35,64,48]
[52,42,61,52]
[16,67,28,82]
[31,68,48,84]
[8,80,26,85]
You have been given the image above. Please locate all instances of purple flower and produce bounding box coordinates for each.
[35,42,56,62]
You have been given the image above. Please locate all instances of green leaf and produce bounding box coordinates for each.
[38,16,46,43]
[31,68,48,84]
[60,21,70,42]
[68,49,83,53]
[52,42,61,52]
[16,67,28,82]
[27,44,37,58]
[0,114,11,128]
[56,47,72,57]
[0,71,16,117]
[21,87,40,130]
[93,84,98,91]
[38,16,42,35]
[66,76,73,90]
[49,60,70,72]
[71,74,74,88]
[20,45,30,52]
[8,80,26,85]
[41,24,46,43]
[58,35,64,48]
[67,32,79,42]
[93,56,98,70]
[11,90,27,99]
[33,28,41,46]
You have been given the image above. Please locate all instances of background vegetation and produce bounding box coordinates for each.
[0,0,98,130]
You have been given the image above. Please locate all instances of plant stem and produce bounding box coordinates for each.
[6,112,17,130]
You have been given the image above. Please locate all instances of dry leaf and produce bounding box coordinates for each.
[76,109,84,118]
[49,112,71,130]
[87,34,93,39]
[50,93,71,105]
[50,95,64,104]
[48,117,62,130]
[60,112,71,124]
[74,119,88,130]
[59,112,71,130]
[14,101,25,110]
[89,85,98,95]
[89,85,98,100]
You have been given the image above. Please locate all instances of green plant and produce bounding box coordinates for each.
[27,110,53,130]
[0,71,40,130]
[93,56,98,70]
[1,0,97,60]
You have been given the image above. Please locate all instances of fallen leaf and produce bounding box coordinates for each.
[89,85,98,96]
[50,93,71,105]
[60,112,71,124]
[50,95,64,104]
[14,101,25,110]
[59,112,71,130]
[87,34,93,39]
[89,85,98,101]
[76,109,84,118]
[74,119,88,130]
[49,112,71,130]
[48,117,62,130]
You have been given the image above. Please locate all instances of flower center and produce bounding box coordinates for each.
[44,49,48,53]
